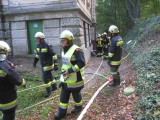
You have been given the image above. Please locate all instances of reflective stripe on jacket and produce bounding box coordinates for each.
[108,35,123,65]
[61,45,85,88]
[0,58,23,110]
[35,41,58,71]
[0,99,17,110]
[96,38,103,47]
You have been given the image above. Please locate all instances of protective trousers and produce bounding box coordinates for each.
[42,70,57,97]
[1,106,17,120]
[60,88,82,108]
[55,88,82,119]
[103,47,109,59]
[96,46,103,57]
[109,65,120,86]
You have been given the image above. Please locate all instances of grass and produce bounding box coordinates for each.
[14,68,62,119]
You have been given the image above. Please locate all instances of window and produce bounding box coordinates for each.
[83,21,87,48]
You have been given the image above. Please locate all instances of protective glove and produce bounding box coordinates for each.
[62,70,69,76]
[21,79,27,88]
[54,65,59,71]
[33,57,39,68]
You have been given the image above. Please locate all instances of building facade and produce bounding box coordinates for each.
[0,0,96,62]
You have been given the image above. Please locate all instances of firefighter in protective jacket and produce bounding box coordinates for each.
[33,32,58,98]
[101,32,110,59]
[108,25,123,87]
[0,41,26,120]
[54,30,85,120]
[96,34,103,57]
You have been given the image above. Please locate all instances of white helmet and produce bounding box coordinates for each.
[59,30,74,41]
[108,25,119,33]
[97,34,101,37]
[103,32,107,35]
[0,41,11,54]
[35,32,45,39]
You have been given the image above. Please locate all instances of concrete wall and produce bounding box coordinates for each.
[6,0,58,6]
[43,19,61,55]
[11,21,28,55]
[1,0,96,63]
[1,0,70,6]
[77,0,91,20]
[0,19,4,41]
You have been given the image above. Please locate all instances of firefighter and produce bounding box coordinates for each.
[0,41,26,120]
[54,30,85,120]
[33,32,58,98]
[96,34,103,57]
[107,25,123,87]
[101,32,110,59]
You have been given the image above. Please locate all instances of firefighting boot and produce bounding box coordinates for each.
[97,52,100,57]
[108,78,120,87]
[54,107,67,120]
[103,55,108,60]
[108,72,120,87]
[44,86,52,98]
[71,105,82,114]
[51,83,57,91]
[108,79,117,87]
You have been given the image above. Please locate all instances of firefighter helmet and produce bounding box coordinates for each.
[0,41,11,54]
[59,30,74,41]
[103,32,107,35]
[108,25,119,33]
[35,32,45,39]
[97,34,101,38]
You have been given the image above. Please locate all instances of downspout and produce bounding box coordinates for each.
[91,0,96,50]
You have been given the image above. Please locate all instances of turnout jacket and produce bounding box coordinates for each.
[103,36,110,48]
[108,34,123,65]
[96,37,103,47]
[0,55,25,110]
[61,43,85,90]
[34,41,58,71]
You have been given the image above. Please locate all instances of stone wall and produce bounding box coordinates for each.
[0,19,4,41]
[77,0,91,21]
[43,19,61,55]
[11,21,28,55]
[1,0,96,62]
[0,0,11,50]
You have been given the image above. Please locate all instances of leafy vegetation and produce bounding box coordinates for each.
[97,0,160,119]
[96,0,160,34]
[124,16,160,119]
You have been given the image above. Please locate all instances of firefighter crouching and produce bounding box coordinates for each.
[54,30,85,120]
[96,34,103,57]
[0,41,26,120]
[107,25,123,87]
[33,32,58,98]
[101,32,110,59]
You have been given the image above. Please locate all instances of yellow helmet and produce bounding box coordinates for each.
[0,41,11,54]
[35,32,45,39]
[59,30,74,41]
[108,25,119,33]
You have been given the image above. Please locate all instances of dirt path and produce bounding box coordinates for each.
[82,58,137,120]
